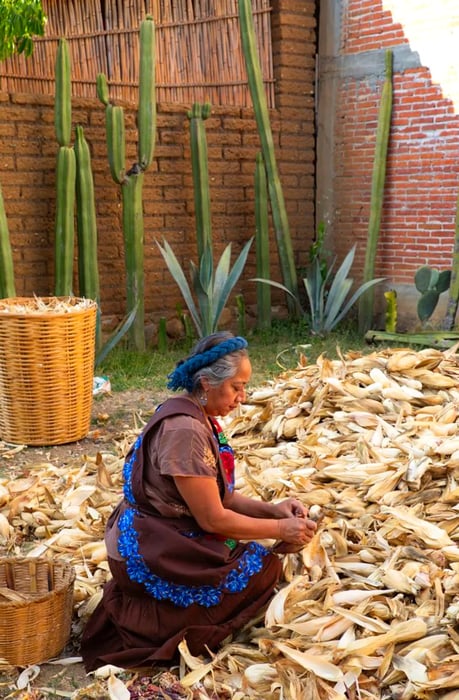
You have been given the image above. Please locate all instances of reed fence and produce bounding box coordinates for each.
[0,0,274,107]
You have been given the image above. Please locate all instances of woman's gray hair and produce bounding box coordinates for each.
[189,331,248,393]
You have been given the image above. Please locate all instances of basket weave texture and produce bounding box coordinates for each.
[0,557,76,666]
[0,296,97,446]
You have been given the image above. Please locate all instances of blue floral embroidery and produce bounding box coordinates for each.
[118,507,269,607]
[123,435,142,505]
[119,438,270,608]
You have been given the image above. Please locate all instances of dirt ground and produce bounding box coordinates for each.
[0,388,176,699]
[2,388,166,472]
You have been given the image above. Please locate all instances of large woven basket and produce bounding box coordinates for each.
[0,557,76,666]
[0,296,97,445]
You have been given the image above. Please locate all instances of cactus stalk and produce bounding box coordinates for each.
[97,15,156,351]
[0,183,15,298]
[75,125,101,350]
[54,37,75,296]
[138,16,156,170]
[238,0,298,317]
[358,49,393,333]
[254,152,271,329]
[54,145,76,296]
[187,102,212,260]
[105,105,126,184]
[122,173,145,351]
[54,38,71,147]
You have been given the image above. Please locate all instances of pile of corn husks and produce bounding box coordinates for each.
[2,345,459,699]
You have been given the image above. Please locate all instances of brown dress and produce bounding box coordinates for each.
[80,396,282,671]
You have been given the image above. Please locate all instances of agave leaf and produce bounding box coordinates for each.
[157,239,202,335]
[212,238,253,328]
[325,246,356,302]
[306,256,330,321]
[324,277,385,332]
[94,303,138,367]
[191,258,213,336]
[323,277,353,329]
[199,245,213,294]
[213,243,232,302]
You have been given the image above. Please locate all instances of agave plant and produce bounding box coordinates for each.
[253,244,384,336]
[157,238,253,338]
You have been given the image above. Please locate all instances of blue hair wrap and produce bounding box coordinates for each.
[167,336,248,392]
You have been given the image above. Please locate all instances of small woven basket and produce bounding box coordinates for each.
[0,296,97,445]
[0,557,76,666]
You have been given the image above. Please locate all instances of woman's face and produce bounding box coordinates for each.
[203,355,252,417]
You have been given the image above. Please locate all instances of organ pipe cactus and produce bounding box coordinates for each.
[187,102,212,259]
[75,125,101,350]
[54,37,71,148]
[358,49,393,333]
[254,152,271,329]
[54,145,76,296]
[54,37,75,296]
[0,183,15,298]
[97,16,156,351]
[238,0,298,318]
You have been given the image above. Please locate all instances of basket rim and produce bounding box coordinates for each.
[0,296,98,318]
[0,556,76,609]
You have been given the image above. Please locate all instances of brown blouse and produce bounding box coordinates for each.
[106,410,221,560]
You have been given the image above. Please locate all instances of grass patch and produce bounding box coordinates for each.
[98,320,380,392]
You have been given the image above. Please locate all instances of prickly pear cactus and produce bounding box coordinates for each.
[415,265,451,324]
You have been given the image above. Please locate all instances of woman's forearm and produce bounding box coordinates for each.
[206,507,281,540]
[226,491,279,519]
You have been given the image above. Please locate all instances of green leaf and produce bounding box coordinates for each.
[95,304,137,367]
[199,245,213,294]
[156,239,202,336]
[212,238,253,328]
[324,277,385,332]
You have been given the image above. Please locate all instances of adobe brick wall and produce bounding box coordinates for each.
[317,0,459,329]
[0,0,316,341]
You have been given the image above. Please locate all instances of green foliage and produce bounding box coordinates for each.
[94,305,138,368]
[254,245,384,336]
[157,238,253,338]
[97,16,156,351]
[358,49,393,334]
[415,265,451,324]
[96,319,369,393]
[187,102,212,259]
[238,0,298,317]
[0,0,46,60]
[0,182,15,298]
[254,152,271,330]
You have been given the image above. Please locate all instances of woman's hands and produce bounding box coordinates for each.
[271,498,317,553]
[273,497,308,520]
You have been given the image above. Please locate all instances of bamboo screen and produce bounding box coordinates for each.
[0,0,274,108]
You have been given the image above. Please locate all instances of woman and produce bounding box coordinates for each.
[81,331,317,671]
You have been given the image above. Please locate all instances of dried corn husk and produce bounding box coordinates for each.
[3,345,459,697]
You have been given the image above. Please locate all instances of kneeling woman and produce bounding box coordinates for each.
[81,331,317,671]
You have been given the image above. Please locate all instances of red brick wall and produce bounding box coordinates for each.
[0,0,316,339]
[317,0,459,328]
